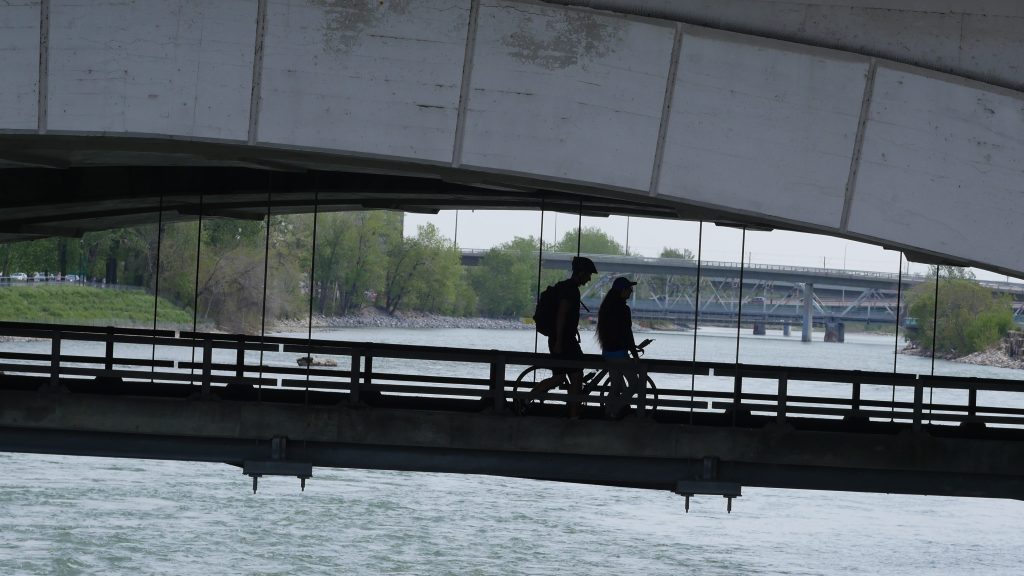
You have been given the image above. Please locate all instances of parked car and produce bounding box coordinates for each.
[32,272,47,282]
[11,272,27,281]
[64,274,80,283]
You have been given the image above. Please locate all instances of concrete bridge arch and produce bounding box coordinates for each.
[0,0,1021,277]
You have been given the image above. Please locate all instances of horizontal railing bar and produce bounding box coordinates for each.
[918,376,1024,393]
[278,379,351,391]
[368,371,491,387]
[709,402,1024,425]
[0,321,177,337]
[45,366,208,383]
[366,384,489,397]
[175,361,319,374]
[647,398,709,409]
[0,351,51,361]
[713,364,919,385]
[55,356,176,368]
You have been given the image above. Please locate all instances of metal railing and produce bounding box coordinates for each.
[0,321,1022,431]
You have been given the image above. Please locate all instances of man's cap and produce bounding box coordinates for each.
[571,256,598,274]
[612,276,637,290]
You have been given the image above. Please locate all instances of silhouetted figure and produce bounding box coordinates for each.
[521,256,597,418]
[597,277,640,417]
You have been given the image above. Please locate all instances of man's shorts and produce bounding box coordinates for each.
[548,336,583,376]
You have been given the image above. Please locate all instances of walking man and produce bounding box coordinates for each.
[520,255,597,418]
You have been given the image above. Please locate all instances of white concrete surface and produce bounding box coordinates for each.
[459,1,674,190]
[657,30,868,229]
[258,0,471,162]
[545,1,1024,91]
[0,0,1022,276]
[0,0,40,131]
[47,0,257,139]
[848,64,1024,275]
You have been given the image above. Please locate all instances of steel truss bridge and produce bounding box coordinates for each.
[462,250,1024,326]
[1,321,1021,501]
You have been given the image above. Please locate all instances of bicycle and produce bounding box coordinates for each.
[510,338,658,418]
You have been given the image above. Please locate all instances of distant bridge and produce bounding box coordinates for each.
[461,250,1024,327]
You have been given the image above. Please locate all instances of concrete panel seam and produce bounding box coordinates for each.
[37,0,50,134]
[247,0,269,146]
[840,58,876,233]
[452,0,481,168]
[649,23,683,198]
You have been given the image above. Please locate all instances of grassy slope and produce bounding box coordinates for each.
[0,285,192,326]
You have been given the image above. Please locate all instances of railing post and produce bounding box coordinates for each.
[105,326,114,372]
[637,364,648,418]
[776,375,787,424]
[201,338,213,396]
[235,334,245,381]
[912,381,923,432]
[732,373,743,425]
[490,354,506,412]
[350,350,361,404]
[363,354,373,389]
[50,330,61,388]
[968,387,977,418]
[851,380,861,414]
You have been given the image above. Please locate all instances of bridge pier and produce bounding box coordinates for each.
[802,283,813,342]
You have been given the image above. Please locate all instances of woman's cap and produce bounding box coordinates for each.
[612,276,637,290]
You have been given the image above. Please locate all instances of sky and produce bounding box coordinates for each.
[404,209,1016,282]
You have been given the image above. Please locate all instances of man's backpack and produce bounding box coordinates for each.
[532,283,560,336]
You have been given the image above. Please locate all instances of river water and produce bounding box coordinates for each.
[2,327,1023,575]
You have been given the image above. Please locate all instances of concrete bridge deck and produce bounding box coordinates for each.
[1,322,1022,500]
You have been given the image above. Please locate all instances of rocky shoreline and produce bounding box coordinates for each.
[952,348,1024,370]
[901,344,1024,370]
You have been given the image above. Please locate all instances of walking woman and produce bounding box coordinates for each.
[597,276,639,360]
[596,277,639,416]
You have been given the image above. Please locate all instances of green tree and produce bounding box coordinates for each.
[402,224,473,315]
[906,276,1014,357]
[313,211,399,316]
[193,218,274,333]
[550,226,626,255]
[0,237,60,275]
[470,236,541,318]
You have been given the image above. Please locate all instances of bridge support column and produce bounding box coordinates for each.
[802,283,814,342]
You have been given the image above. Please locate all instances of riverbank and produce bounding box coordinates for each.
[274,307,531,331]
[274,308,698,332]
[953,348,1024,370]
[902,343,1024,370]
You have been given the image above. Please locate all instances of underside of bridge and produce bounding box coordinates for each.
[1,0,1022,277]
[3,375,1022,502]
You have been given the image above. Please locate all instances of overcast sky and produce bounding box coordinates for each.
[405,209,1014,282]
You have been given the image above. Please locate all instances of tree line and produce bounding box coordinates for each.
[1,213,1015,357]
[0,213,688,332]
